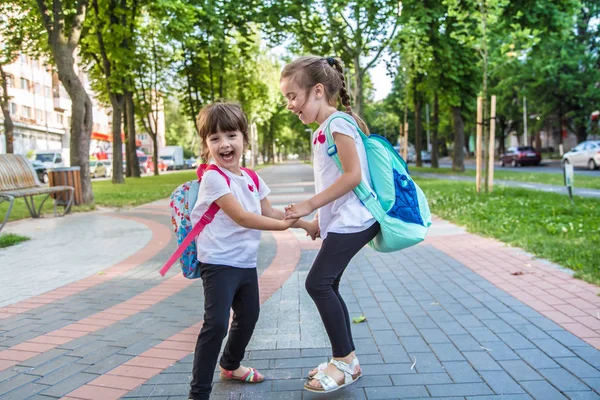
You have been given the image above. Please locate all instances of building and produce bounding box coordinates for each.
[0,53,113,156]
[0,53,165,159]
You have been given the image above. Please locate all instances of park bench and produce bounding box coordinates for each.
[0,154,74,233]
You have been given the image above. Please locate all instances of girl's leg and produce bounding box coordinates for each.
[305,223,379,357]
[332,273,355,352]
[189,265,240,400]
[220,268,260,370]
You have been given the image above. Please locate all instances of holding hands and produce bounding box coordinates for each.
[285,203,320,240]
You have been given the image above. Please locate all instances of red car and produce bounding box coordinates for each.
[139,155,167,173]
[500,146,542,167]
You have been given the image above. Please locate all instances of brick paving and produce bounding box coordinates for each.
[0,162,598,399]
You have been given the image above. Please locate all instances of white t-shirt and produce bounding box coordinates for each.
[313,111,376,239]
[190,166,270,268]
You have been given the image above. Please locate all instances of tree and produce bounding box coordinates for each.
[33,0,95,203]
[263,0,401,116]
[135,11,174,175]
[0,0,45,154]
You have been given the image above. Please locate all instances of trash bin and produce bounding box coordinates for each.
[48,166,83,206]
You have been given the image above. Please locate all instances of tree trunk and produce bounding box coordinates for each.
[110,95,124,184]
[414,89,423,167]
[354,57,364,116]
[452,106,465,172]
[431,92,439,168]
[57,51,94,203]
[125,90,140,177]
[0,65,14,154]
[152,135,159,176]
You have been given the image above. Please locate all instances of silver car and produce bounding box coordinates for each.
[562,141,600,170]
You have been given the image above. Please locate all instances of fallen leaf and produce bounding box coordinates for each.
[511,271,525,276]
[524,263,532,268]
[97,272,106,275]
[352,315,367,324]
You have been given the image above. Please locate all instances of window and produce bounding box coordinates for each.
[36,109,43,121]
[22,106,32,119]
[32,59,40,69]
[34,83,41,94]
[57,113,64,125]
[46,111,52,122]
[66,116,71,126]
[20,78,29,91]
[5,74,14,88]
[20,54,27,64]
[9,102,17,115]
[45,86,51,97]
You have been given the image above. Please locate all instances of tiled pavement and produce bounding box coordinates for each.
[0,162,599,399]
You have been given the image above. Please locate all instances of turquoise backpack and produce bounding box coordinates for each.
[324,115,432,252]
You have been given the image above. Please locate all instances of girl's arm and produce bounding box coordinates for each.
[285,132,361,219]
[215,194,296,231]
[262,197,320,239]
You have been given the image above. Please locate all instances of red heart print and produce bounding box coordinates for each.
[248,184,255,192]
[314,130,325,145]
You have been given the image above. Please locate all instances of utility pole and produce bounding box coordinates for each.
[523,96,528,146]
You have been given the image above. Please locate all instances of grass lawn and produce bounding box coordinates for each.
[1,166,269,223]
[415,177,600,286]
[0,233,30,248]
[411,166,600,190]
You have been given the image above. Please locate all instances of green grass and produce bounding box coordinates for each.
[1,166,270,222]
[415,177,600,285]
[0,233,30,248]
[411,166,600,190]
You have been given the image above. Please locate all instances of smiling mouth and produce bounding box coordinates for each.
[220,151,235,162]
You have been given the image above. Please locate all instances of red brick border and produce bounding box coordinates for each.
[0,215,171,320]
[60,230,301,400]
[425,217,600,350]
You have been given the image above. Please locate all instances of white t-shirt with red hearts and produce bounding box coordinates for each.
[190,166,270,268]
[312,111,376,240]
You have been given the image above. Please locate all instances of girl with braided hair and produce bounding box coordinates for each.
[280,56,380,393]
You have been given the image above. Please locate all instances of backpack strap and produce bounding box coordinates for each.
[323,117,380,216]
[159,165,231,277]
[240,167,260,191]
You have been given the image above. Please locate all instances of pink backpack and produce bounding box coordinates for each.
[159,164,260,279]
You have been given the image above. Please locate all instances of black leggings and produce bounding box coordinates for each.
[305,222,380,357]
[189,264,259,400]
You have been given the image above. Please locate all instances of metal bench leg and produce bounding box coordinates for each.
[23,195,40,218]
[54,188,74,216]
[0,195,15,233]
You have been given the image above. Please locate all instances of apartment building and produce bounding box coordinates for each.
[1,53,166,158]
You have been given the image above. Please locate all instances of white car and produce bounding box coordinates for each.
[562,141,600,170]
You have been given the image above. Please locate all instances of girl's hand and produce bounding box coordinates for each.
[280,218,298,230]
[304,219,320,240]
[284,201,313,219]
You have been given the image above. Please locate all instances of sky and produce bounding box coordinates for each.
[370,59,393,101]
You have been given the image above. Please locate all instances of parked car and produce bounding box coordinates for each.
[500,146,541,167]
[421,151,432,163]
[184,158,198,169]
[30,160,48,183]
[100,160,113,178]
[89,160,107,178]
[562,140,600,170]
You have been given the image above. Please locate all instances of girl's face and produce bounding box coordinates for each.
[280,78,327,125]
[206,130,244,172]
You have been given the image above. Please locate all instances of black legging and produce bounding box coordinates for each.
[189,263,260,400]
[305,222,380,357]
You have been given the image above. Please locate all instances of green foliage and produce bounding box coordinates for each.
[418,178,600,285]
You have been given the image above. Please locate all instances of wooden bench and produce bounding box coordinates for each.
[0,154,74,232]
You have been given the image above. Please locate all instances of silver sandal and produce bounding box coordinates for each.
[304,359,362,393]
[307,357,359,379]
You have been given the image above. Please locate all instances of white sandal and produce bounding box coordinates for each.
[304,359,362,393]
[307,357,360,379]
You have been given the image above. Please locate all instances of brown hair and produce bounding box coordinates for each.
[280,56,370,134]
[195,102,249,162]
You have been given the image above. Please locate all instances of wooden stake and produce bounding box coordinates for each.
[476,96,483,193]
[403,122,409,161]
[488,95,496,192]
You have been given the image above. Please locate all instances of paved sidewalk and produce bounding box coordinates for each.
[412,172,600,199]
[0,162,599,400]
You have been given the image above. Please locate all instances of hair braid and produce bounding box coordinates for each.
[330,59,352,114]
